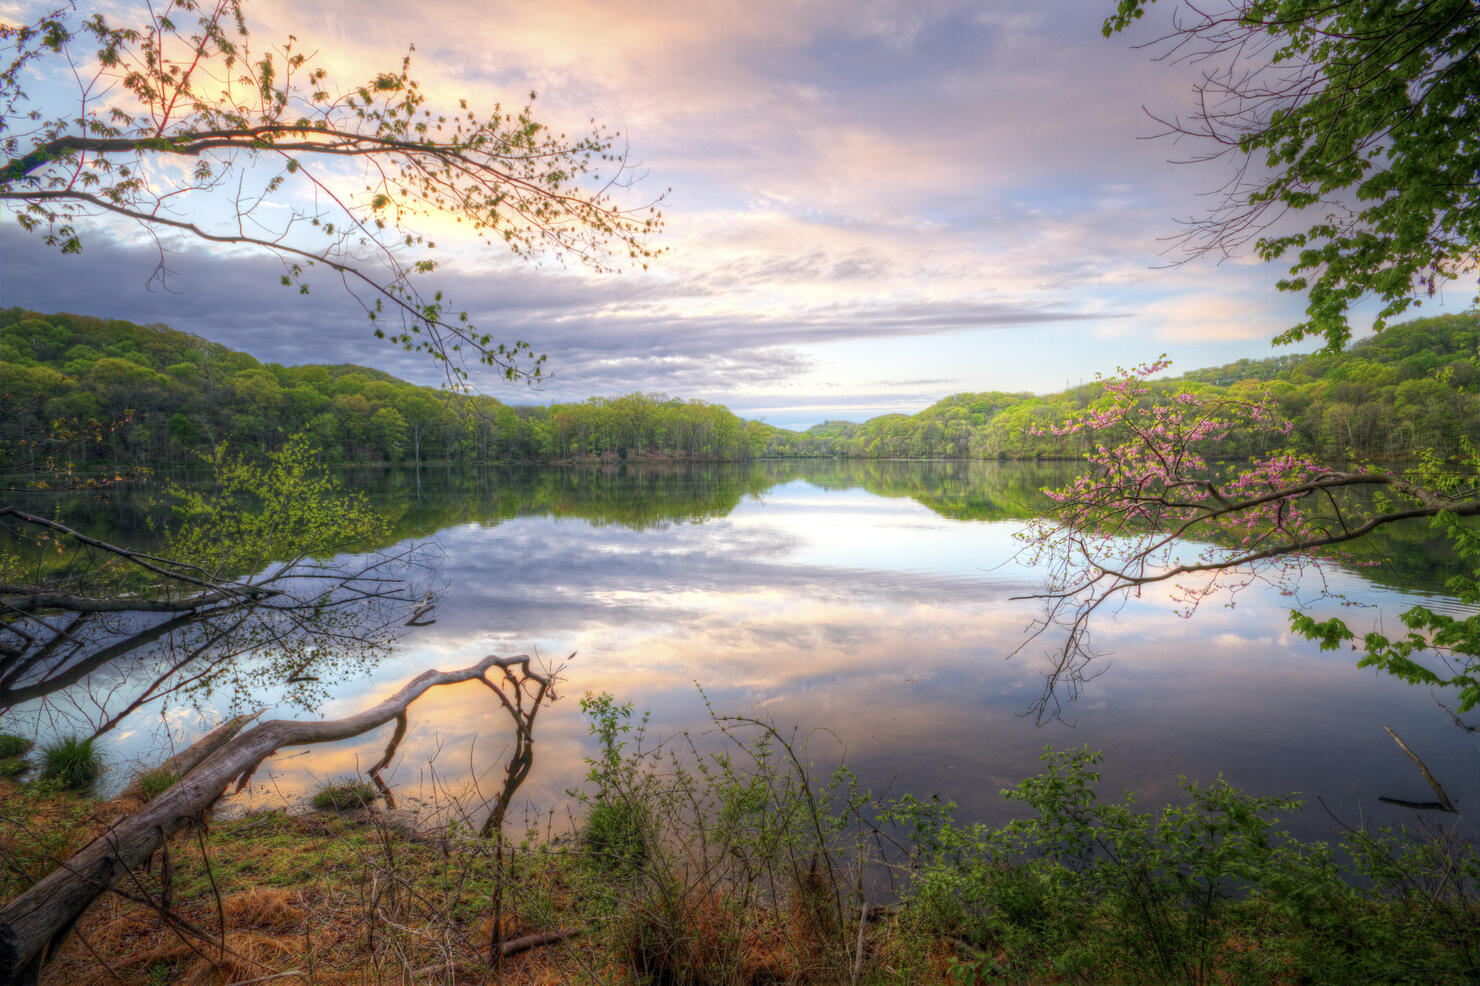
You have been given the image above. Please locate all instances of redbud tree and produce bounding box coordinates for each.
[1015,359,1479,722]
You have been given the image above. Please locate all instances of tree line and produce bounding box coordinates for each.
[0,310,775,468]
[1,308,1474,471]
[781,312,1476,460]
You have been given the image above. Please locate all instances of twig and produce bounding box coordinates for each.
[409,929,579,978]
[850,900,870,986]
[229,971,305,986]
[195,822,227,963]
[1383,725,1457,813]
[405,591,437,626]
[367,712,407,808]
[1378,797,1453,811]
[70,929,128,985]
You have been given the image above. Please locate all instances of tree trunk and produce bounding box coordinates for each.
[0,653,532,984]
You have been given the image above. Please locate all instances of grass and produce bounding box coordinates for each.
[135,766,179,800]
[40,735,102,790]
[0,732,34,758]
[309,779,378,812]
[2,793,591,985]
[0,704,1475,986]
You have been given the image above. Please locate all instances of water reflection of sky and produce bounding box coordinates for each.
[87,473,1480,841]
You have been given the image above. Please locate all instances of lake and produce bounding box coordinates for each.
[10,459,1477,840]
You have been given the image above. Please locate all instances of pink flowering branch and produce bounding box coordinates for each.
[1014,360,1480,721]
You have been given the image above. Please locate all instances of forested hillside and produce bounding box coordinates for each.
[1,308,1473,469]
[0,310,776,468]
[775,312,1476,460]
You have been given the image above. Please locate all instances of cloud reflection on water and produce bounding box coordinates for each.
[209,472,1477,843]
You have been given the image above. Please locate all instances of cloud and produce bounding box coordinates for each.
[9,0,1470,426]
[2,226,1113,405]
[1138,290,1298,344]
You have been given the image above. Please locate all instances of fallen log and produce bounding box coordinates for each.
[114,711,262,802]
[0,654,545,985]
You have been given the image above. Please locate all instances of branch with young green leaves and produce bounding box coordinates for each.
[1104,0,1480,350]
[0,0,665,382]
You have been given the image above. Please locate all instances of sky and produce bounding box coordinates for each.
[2,0,1473,430]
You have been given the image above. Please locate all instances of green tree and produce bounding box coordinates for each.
[392,389,445,465]
[1106,0,1479,348]
[369,405,410,461]
[0,0,664,380]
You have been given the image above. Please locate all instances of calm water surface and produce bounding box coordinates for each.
[22,461,1480,839]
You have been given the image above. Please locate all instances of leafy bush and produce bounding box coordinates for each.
[582,797,649,870]
[40,736,102,790]
[310,780,377,812]
[0,757,31,778]
[890,746,1480,985]
[575,692,649,869]
[571,691,867,985]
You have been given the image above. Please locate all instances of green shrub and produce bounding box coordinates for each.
[571,691,863,985]
[0,733,34,758]
[575,692,650,870]
[310,780,377,812]
[1,757,31,778]
[40,736,102,790]
[890,746,1480,986]
[582,796,648,869]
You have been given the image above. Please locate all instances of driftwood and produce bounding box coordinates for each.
[0,653,546,985]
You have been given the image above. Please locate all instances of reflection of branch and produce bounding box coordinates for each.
[368,712,408,808]
[0,653,535,981]
[405,591,437,626]
[1016,465,1480,720]
[1018,495,1478,639]
[479,655,561,839]
[0,505,271,606]
[0,605,249,709]
[2,526,418,718]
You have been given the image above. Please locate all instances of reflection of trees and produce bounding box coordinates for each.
[350,462,786,534]
[17,460,1465,616]
[354,460,1071,536]
[797,459,1069,521]
[1,441,417,734]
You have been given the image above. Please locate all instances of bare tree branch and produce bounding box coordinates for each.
[0,0,666,382]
